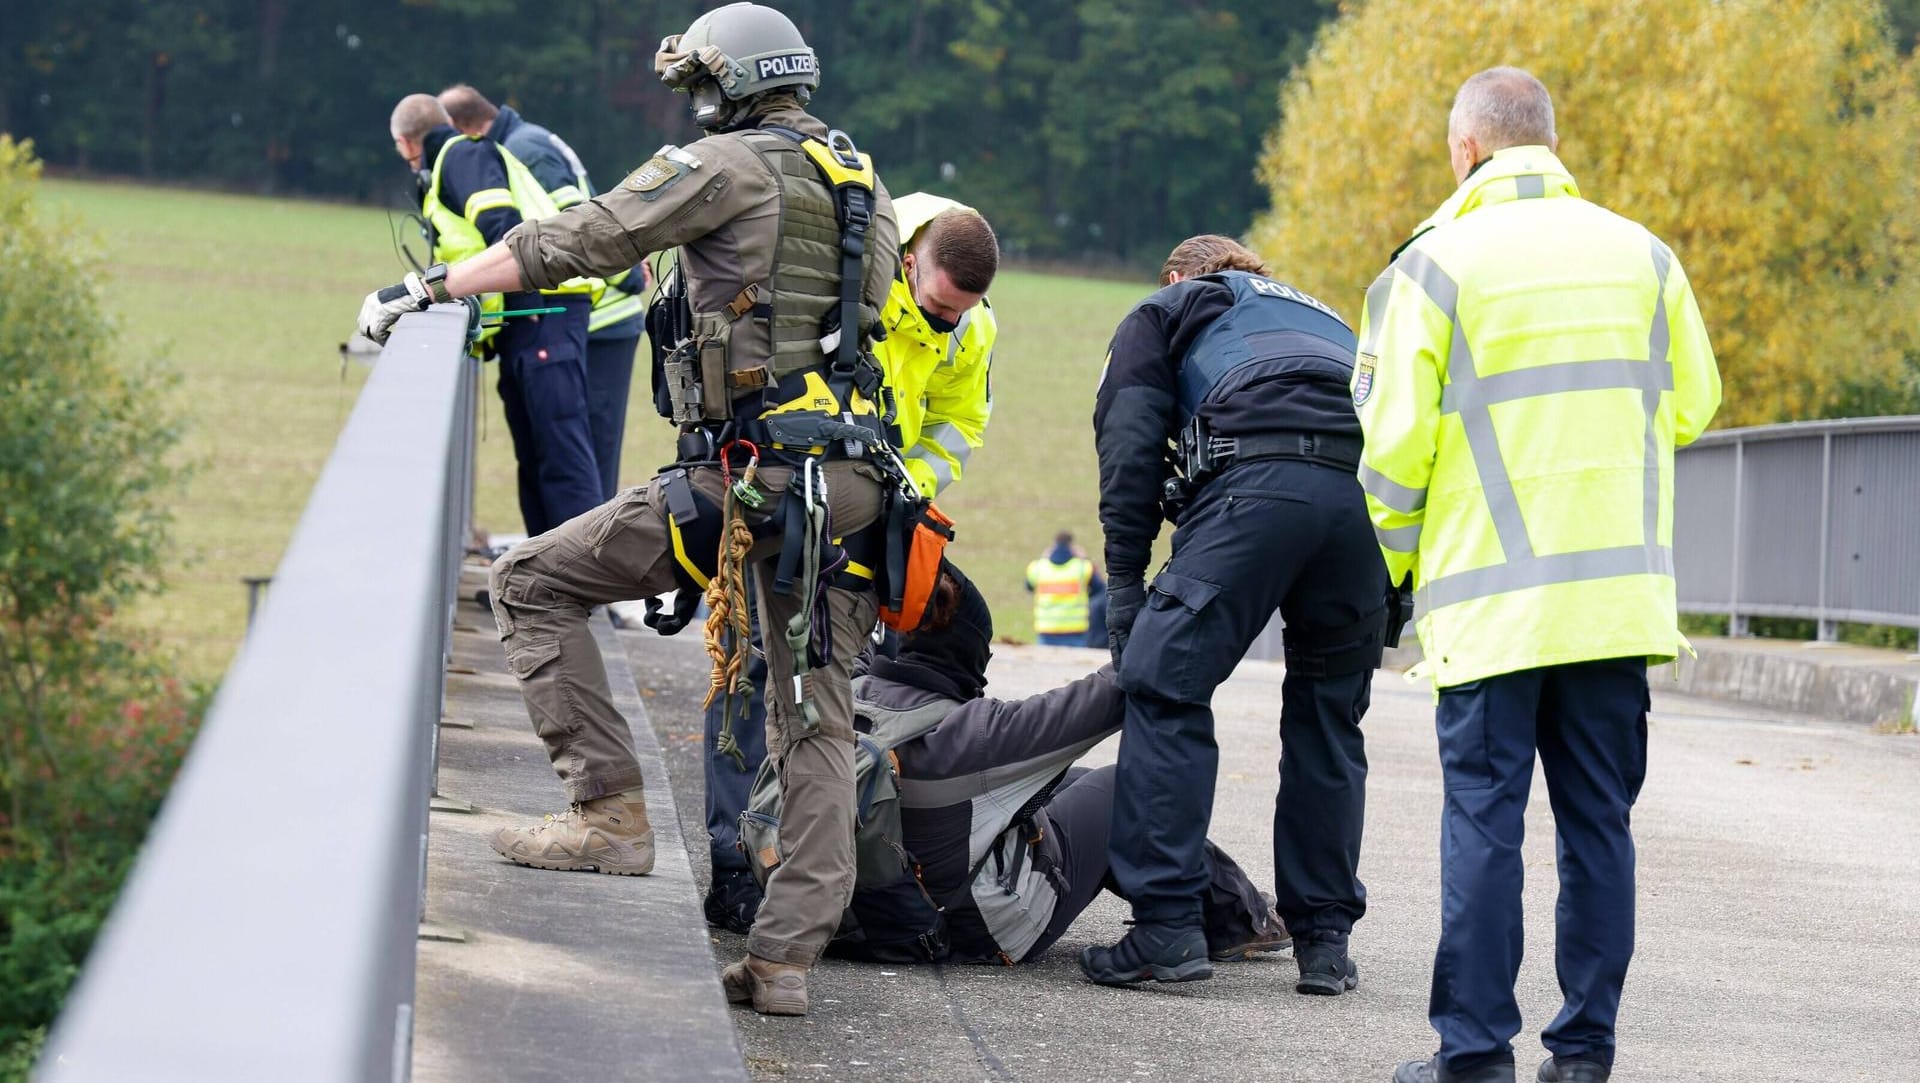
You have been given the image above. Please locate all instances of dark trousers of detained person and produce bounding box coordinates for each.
[1110,457,1382,946]
[1027,765,1270,961]
[1429,657,1649,1077]
[494,293,602,536]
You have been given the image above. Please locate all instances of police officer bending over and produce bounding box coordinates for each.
[358,2,900,1017]
[1081,235,1390,990]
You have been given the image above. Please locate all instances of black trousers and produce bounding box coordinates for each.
[1025,764,1269,961]
[1109,457,1383,940]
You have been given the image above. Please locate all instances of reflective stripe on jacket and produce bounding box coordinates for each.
[880,192,995,498]
[424,136,596,327]
[1353,146,1722,688]
[1027,557,1093,634]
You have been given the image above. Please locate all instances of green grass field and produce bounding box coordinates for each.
[39,179,1149,680]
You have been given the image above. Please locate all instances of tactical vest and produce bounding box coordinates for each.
[1175,270,1357,426]
[661,127,884,432]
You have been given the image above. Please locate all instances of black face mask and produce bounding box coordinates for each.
[909,262,961,333]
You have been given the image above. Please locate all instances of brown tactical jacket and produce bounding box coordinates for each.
[504,99,900,364]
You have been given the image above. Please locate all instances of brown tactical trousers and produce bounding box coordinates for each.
[489,458,884,966]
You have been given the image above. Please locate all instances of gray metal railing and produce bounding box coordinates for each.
[39,306,476,1083]
[1674,415,1920,639]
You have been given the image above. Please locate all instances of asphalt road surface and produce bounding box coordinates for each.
[623,630,1920,1083]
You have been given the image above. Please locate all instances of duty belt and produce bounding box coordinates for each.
[1208,429,1363,472]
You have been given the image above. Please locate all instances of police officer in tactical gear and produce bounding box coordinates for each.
[1080,234,1388,990]
[358,2,900,1018]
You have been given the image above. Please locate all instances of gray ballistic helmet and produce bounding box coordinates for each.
[656,3,818,130]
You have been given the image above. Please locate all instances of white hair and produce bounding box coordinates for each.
[1449,66,1555,150]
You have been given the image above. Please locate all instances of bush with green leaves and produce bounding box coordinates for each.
[0,136,198,1076]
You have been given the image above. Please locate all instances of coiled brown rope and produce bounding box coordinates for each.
[702,456,759,769]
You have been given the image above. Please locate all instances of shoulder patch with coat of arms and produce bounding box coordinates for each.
[623,155,688,200]
[1353,352,1378,406]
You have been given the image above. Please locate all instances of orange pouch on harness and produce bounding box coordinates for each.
[879,503,955,633]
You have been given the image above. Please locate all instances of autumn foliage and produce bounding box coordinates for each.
[1251,0,1920,426]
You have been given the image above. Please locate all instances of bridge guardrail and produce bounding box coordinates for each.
[1674,415,1920,639]
[39,306,476,1083]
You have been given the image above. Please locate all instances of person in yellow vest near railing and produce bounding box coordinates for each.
[1027,532,1104,646]
[441,84,653,501]
[386,93,601,537]
[1366,69,1721,1083]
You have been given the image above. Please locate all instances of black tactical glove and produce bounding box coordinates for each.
[642,588,702,636]
[1106,575,1146,669]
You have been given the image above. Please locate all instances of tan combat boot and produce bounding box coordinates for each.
[719,954,809,1016]
[489,793,655,876]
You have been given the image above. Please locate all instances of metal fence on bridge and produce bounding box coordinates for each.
[1673,416,1920,640]
[40,308,476,1083]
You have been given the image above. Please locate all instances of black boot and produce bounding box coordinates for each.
[1078,923,1213,986]
[1393,1058,1515,1083]
[1537,1058,1609,1082]
[702,868,763,935]
[1294,937,1359,995]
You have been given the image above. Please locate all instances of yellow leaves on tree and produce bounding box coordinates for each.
[1250,0,1920,427]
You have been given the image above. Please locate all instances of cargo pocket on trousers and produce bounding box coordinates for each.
[504,634,562,681]
[1435,681,1496,792]
[1119,571,1224,703]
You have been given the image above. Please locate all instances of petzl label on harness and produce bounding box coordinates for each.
[1353,352,1378,406]
[624,156,687,200]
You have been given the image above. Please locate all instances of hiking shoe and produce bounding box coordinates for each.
[1537,1058,1609,1082]
[1394,1058,1516,1083]
[720,954,809,1016]
[1210,901,1291,962]
[704,868,764,934]
[489,794,654,875]
[1294,938,1359,995]
[1078,923,1213,986]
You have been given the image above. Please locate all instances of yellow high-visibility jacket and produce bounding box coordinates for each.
[423,136,594,345]
[1353,146,1722,688]
[1027,556,1094,634]
[879,192,996,498]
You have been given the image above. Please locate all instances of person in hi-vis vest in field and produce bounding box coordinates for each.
[1026,532,1104,646]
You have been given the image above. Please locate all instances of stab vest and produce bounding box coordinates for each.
[1175,271,1357,427]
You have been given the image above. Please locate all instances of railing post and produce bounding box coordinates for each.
[1728,437,1747,637]
[1816,431,1837,642]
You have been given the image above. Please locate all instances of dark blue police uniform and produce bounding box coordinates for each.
[1093,271,1388,971]
[422,126,599,535]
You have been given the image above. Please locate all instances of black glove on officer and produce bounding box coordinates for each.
[1106,574,1146,669]
[642,588,703,636]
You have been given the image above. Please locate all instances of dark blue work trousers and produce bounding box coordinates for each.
[1110,457,1382,940]
[1430,657,1650,1076]
[494,294,600,536]
[584,332,639,501]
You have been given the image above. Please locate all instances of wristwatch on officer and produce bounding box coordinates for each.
[421,263,455,304]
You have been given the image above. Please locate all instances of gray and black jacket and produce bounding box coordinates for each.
[861,665,1122,963]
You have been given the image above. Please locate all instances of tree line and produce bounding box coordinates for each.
[2,0,1335,265]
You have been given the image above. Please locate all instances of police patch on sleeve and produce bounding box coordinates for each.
[623,155,688,201]
[1353,352,1378,405]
